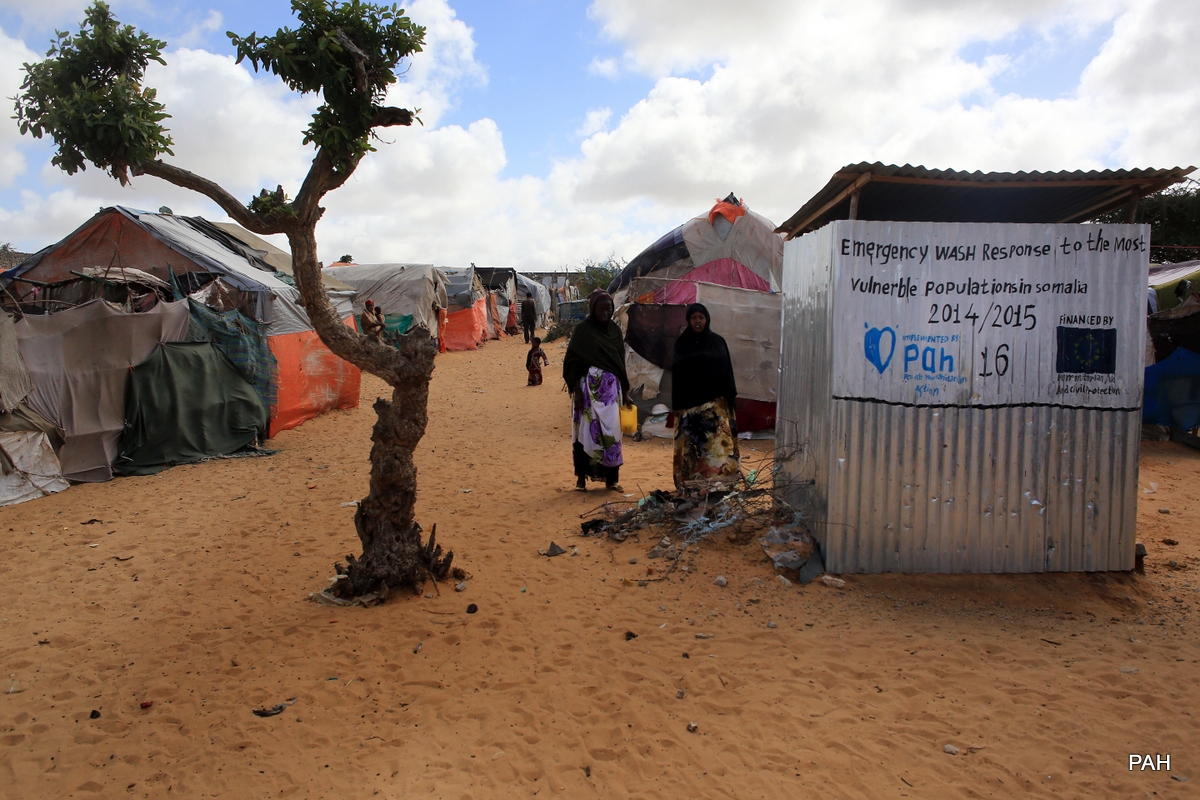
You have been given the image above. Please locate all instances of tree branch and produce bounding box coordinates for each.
[133,159,282,235]
[372,106,414,127]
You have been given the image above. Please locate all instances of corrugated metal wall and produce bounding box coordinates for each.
[777,222,1140,573]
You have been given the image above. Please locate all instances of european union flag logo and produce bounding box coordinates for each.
[1056,326,1117,374]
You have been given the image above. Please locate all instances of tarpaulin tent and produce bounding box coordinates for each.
[0,404,69,506]
[1143,347,1200,431]
[608,194,783,303]
[609,197,785,431]
[1149,260,1200,313]
[515,272,552,325]
[440,266,489,350]
[14,299,191,482]
[1,207,360,438]
[115,342,267,476]
[322,262,447,339]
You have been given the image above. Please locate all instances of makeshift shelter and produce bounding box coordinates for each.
[515,273,552,326]
[115,342,267,476]
[610,196,785,431]
[440,266,489,350]
[0,314,68,505]
[15,298,192,482]
[322,262,447,341]
[1148,260,1200,313]
[1,206,360,439]
[778,217,1149,573]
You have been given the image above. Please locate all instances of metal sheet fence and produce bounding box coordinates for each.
[777,222,1140,573]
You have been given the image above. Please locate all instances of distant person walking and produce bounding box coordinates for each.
[670,303,740,488]
[360,300,384,341]
[563,291,629,492]
[520,291,537,343]
[526,336,549,386]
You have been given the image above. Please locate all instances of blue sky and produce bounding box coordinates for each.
[1,0,1196,269]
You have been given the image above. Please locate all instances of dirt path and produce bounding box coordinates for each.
[1,334,1197,799]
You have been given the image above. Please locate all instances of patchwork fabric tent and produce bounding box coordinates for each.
[610,197,785,431]
[322,263,447,339]
[0,314,68,504]
[1149,260,1200,313]
[515,272,553,326]
[1,207,360,439]
[439,266,489,350]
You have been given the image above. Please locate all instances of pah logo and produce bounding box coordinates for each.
[863,324,896,374]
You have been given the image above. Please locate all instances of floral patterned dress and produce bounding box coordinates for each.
[572,367,623,480]
[673,397,740,488]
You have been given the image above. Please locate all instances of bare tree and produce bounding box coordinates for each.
[15,0,459,598]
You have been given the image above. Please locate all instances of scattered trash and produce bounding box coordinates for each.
[519,586,527,593]
[1163,538,1179,546]
[1143,482,1158,494]
[695,633,713,640]
[307,580,388,607]
[139,701,153,709]
[88,543,99,548]
[413,642,423,654]
[466,604,478,614]
[767,621,777,629]
[252,698,297,717]
[112,555,133,562]
[1173,775,1189,783]
[7,675,24,694]
[713,575,728,587]
[682,653,689,659]
[80,519,101,525]
[820,575,846,589]
[944,744,960,756]
[676,688,685,699]
[1158,507,1170,514]
[539,542,567,557]
[777,575,793,587]
[461,489,472,494]
[1119,666,1139,674]
[454,581,468,592]
[624,631,638,641]
[687,722,699,733]
[339,501,358,507]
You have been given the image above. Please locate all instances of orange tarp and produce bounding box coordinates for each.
[267,316,361,437]
[442,298,488,351]
[487,293,507,339]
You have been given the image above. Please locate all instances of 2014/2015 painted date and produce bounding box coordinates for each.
[928,302,1037,331]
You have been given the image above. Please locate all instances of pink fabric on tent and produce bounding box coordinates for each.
[651,258,772,304]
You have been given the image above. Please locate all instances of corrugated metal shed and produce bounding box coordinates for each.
[777,163,1195,239]
[777,220,1146,573]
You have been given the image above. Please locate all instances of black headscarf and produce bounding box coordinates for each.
[563,291,629,392]
[671,303,736,411]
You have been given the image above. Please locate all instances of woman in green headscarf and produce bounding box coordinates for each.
[562,291,629,492]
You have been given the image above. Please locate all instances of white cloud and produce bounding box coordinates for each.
[0,27,38,188]
[576,108,612,137]
[587,57,619,78]
[174,9,222,49]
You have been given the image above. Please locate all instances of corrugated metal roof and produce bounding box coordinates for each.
[777,162,1196,238]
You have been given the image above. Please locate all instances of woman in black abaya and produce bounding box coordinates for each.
[670,303,740,488]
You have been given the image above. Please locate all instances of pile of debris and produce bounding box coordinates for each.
[576,467,826,585]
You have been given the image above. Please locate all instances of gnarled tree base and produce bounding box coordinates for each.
[332,518,460,598]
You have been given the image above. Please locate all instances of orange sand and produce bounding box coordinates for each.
[2,334,1198,799]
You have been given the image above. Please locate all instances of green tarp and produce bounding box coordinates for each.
[187,299,278,415]
[115,342,267,476]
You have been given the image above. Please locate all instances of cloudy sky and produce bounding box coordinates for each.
[0,0,1197,270]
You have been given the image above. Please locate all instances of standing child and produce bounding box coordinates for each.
[526,336,549,386]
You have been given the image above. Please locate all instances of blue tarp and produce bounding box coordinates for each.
[1144,347,1200,430]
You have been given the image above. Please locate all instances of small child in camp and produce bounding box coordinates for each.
[526,337,549,386]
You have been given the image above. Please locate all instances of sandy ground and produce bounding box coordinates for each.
[2,333,1199,800]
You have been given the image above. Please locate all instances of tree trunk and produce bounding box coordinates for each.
[285,225,456,597]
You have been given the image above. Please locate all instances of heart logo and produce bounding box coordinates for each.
[863,324,896,374]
